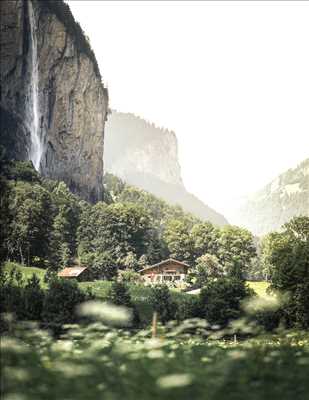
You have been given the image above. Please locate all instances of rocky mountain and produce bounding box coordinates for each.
[0,0,109,202]
[104,111,228,226]
[233,159,309,236]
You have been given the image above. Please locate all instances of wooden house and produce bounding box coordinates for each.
[57,266,88,281]
[139,258,189,284]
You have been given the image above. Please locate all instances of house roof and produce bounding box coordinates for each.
[58,266,88,277]
[139,258,190,273]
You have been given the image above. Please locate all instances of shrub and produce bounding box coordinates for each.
[107,281,139,326]
[0,267,24,319]
[21,274,44,321]
[294,282,309,329]
[119,270,142,284]
[175,295,200,321]
[90,252,118,280]
[0,269,44,324]
[121,251,140,271]
[250,308,283,332]
[5,160,41,183]
[199,278,253,326]
[193,253,224,287]
[265,216,309,328]
[108,281,132,307]
[42,278,88,326]
[149,284,177,323]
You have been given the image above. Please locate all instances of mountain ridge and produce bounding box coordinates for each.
[104,110,228,226]
[232,158,309,236]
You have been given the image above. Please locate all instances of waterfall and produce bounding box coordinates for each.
[27,0,42,171]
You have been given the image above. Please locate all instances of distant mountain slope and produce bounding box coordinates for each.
[234,159,309,236]
[104,111,228,226]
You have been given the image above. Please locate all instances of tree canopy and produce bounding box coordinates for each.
[1,161,257,283]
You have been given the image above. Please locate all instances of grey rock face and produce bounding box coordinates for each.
[105,111,183,187]
[0,1,31,160]
[105,111,228,226]
[0,0,108,202]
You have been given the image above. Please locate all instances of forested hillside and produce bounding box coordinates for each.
[0,160,256,280]
[234,159,309,236]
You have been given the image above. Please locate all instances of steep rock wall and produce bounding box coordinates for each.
[105,111,183,187]
[105,111,228,226]
[0,0,108,202]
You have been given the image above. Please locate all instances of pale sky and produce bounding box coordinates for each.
[68,1,309,218]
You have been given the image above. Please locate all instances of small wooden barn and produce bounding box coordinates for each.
[139,258,189,284]
[57,266,88,281]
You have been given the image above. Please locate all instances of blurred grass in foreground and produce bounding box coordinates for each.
[2,302,309,400]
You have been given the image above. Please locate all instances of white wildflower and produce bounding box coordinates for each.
[157,373,192,389]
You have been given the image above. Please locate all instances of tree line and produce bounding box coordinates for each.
[0,161,259,282]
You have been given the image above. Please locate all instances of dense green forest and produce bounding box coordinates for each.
[0,160,258,279]
[1,158,308,331]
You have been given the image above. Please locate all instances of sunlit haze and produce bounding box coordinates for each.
[68,1,309,218]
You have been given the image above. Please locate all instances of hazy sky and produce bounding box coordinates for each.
[68,1,309,217]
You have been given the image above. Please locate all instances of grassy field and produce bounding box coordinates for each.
[80,280,155,324]
[2,263,188,325]
[2,263,307,399]
[3,262,46,284]
[2,262,272,328]
[79,279,112,297]
[80,280,190,325]
[247,281,270,297]
[3,262,270,300]
[2,318,309,400]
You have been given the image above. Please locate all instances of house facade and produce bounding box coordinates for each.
[139,259,189,285]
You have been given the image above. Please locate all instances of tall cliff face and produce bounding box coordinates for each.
[105,112,183,187]
[0,0,108,202]
[233,159,309,236]
[105,111,228,226]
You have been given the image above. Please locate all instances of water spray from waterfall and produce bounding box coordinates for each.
[28,0,43,171]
